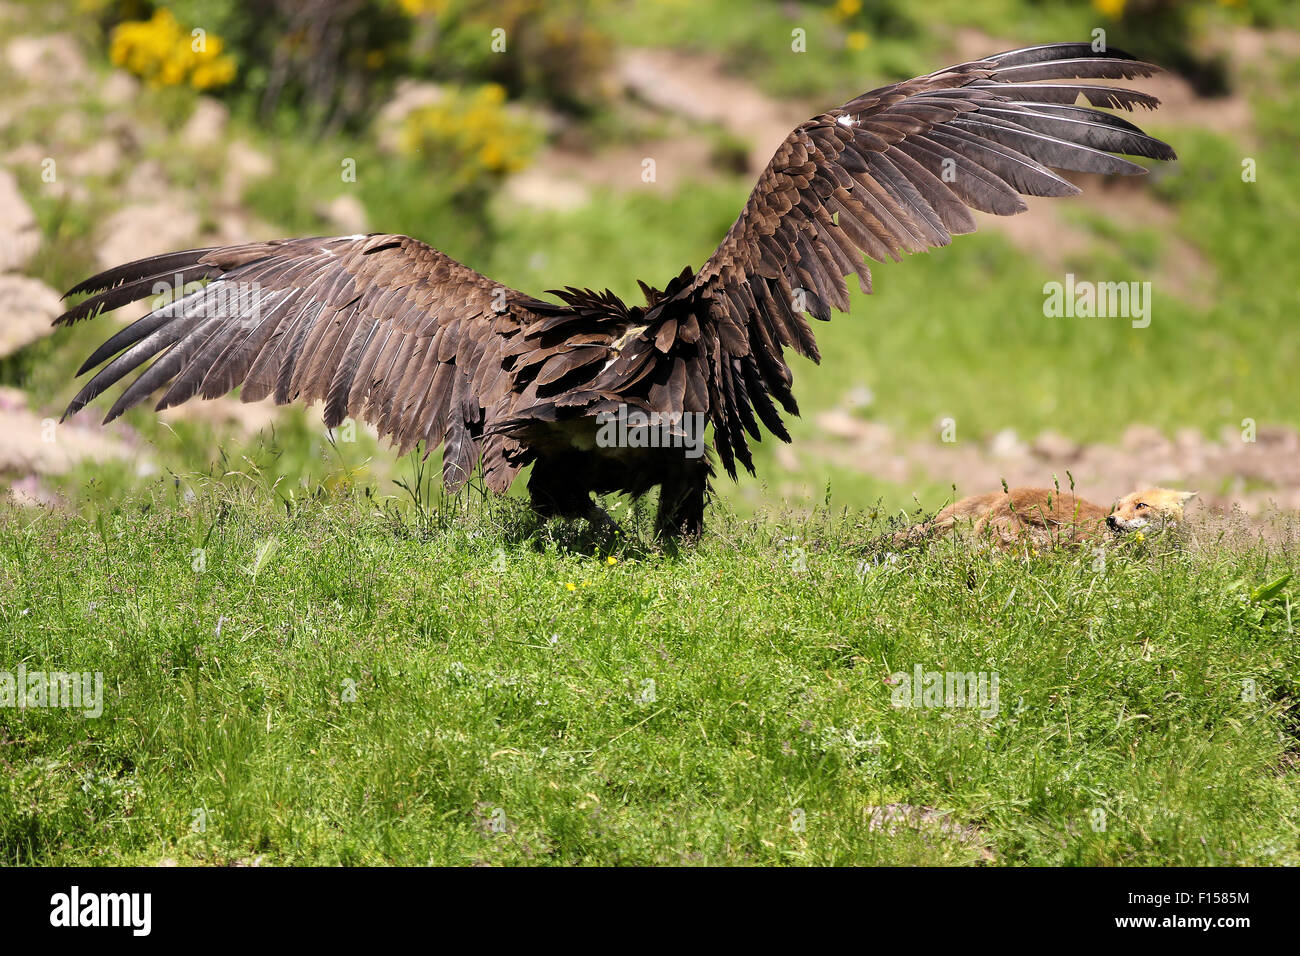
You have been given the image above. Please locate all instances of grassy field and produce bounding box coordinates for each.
[1,482,1296,865]
[4,0,1300,867]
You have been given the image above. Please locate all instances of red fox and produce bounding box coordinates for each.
[897,487,1197,550]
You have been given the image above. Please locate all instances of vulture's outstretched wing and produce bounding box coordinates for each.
[683,43,1176,474]
[57,234,542,490]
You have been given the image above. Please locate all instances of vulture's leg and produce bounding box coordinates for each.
[655,460,709,538]
[528,455,621,536]
[527,455,591,520]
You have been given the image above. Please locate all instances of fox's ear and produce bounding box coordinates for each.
[1180,491,1199,502]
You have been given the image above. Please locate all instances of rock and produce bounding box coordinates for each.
[988,428,1027,459]
[100,70,140,107]
[1031,430,1081,462]
[182,97,229,150]
[376,80,447,153]
[0,386,133,476]
[815,408,892,446]
[206,209,278,246]
[503,167,590,212]
[319,194,368,235]
[96,201,199,270]
[3,143,46,168]
[54,111,86,143]
[0,275,62,358]
[7,473,58,508]
[818,408,865,440]
[844,385,874,409]
[226,140,273,181]
[0,167,40,271]
[1219,423,1249,448]
[66,138,123,179]
[122,160,171,201]
[221,140,273,204]
[103,113,151,155]
[1255,425,1300,451]
[5,34,89,90]
[617,48,807,173]
[1122,424,1172,455]
[159,396,282,435]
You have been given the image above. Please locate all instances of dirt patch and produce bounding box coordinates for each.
[505,138,718,210]
[157,395,285,436]
[807,407,1300,522]
[0,167,39,272]
[506,47,811,210]
[947,25,1261,139]
[0,274,60,359]
[0,386,139,500]
[616,48,811,174]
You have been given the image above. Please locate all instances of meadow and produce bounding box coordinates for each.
[2,484,1297,865]
[1,0,1298,865]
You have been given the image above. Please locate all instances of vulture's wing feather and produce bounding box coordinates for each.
[681,43,1174,474]
[58,234,540,491]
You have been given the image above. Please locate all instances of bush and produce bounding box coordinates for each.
[108,7,236,90]
[397,83,539,187]
[90,1,615,132]
[404,0,615,114]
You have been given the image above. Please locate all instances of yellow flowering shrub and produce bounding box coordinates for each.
[395,0,450,14]
[832,0,863,21]
[395,0,613,113]
[110,9,236,90]
[845,30,871,52]
[398,84,537,185]
[1094,0,1250,18]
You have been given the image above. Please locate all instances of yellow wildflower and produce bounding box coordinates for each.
[834,0,863,21]
[109,9,236,91]
[399,83,537,184]
[396,0,449,15]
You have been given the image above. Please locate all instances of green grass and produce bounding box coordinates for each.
[5,3,1300,866]
[1,483,1296,865]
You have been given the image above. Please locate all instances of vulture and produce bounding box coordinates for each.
[56,43,1175,536]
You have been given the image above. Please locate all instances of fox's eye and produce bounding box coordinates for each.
[1136,502,1148,510]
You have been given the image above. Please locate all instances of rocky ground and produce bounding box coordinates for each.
[808,403,1300,532]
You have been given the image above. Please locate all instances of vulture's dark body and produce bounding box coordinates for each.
[54,44,1176,536]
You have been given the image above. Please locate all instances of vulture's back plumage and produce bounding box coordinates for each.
[56,43,1175,535]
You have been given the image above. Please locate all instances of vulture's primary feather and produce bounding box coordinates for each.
[56,43,1175,535]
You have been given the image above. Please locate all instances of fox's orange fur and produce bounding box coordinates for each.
[898,486,1197,550]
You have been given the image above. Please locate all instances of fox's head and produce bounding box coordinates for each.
[1106,488,1198,533]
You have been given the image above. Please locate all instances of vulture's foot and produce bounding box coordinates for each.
[585,501,626,542]
[655,471,707,540]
